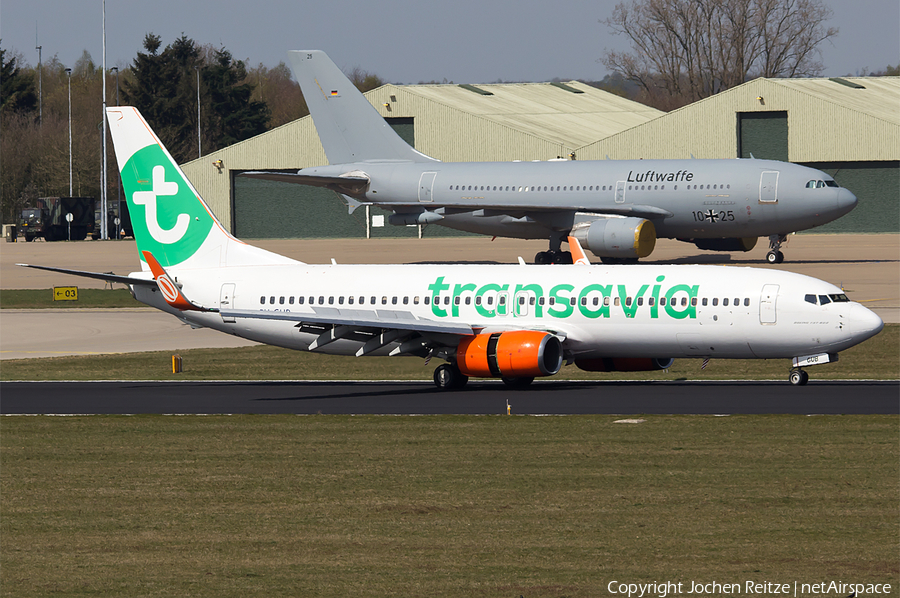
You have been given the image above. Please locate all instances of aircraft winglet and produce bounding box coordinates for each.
[567,236,591,265]
[142,251,215,312]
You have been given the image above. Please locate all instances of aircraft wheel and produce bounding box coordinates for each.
[553,251,573,265]
[534,251,551,265]
[775,251,785,264]
[434,363,468,389]
[766,251,778,264]
[501,376,534,388]
[789,368,809,386]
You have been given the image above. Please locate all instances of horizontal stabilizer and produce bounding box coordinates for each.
[241,170,370,198]
[16,263,156,286]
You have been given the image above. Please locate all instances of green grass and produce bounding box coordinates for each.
[2,324,897,382]
[0,288,141,309]
[1,415,897,597]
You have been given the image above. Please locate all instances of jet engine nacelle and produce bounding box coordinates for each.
[571,217,657,259]
[574,357,674,372]
[693,237,758,252]
[457,331,563,379]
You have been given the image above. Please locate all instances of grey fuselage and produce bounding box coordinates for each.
[306,157,857,241]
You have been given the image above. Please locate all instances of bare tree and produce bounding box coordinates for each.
[601,0,838,109]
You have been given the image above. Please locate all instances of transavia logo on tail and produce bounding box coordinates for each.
[133,165,190,244]
[121,145,213,266]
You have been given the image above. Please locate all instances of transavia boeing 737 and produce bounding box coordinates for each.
[243,50,857,265]
[19,108,882,388]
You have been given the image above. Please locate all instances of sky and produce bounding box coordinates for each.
[2,0,898,84]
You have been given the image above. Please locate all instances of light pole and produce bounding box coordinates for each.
[111,66,121,238]
[100,0,108,240]
[35,45,42,126]
[195,65,201,158]
[66,68,72,196]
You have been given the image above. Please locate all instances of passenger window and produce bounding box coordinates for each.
[424,296,430,305]
[549,297,555,306]
[592,297,599,306]
[413,296,419,305]
[519,296,526,305]
[499,296,506,305]
[318,296,324,305]
[723,298,729,306]
[743,298,749,307]
[625,297,632,307]
[370,296,376,304]
[279,296,285,304]
[637,297,643,306]
[580,297,587,306]
[681,298,687,307]
[454,297,460,305]
[403,297,409,305]
[660,297,666,306]
[475,296,482,305]
[603,297,610,306]
[734,298,739,306]
[712,298,719,306]
[702,298,708,306]
[259,296,265,305]
[348,296,354,305]
[338,296,344,305]
[392,297,398,305]
[382,296,388,305]
[269,296,275,304]
[487,296,494,305]
[529,297,535,305]
[538,297,544,306]
[465,297,471,305]
[443,296,450,305]
[289,296,295,305]
[614,297,620,306]
[328,297,334,305]
[692,298,698,307]
[298,296,305,305]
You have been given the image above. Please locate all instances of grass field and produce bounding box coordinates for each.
[2,324,897,382]
[0,288,141,309]
[1,415,897,598]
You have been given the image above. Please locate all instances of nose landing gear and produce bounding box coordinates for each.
[766,234,788,264]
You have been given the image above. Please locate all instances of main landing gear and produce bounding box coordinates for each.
[534,236,573,264]
[766,234,787,264]
[433,363,468,389]
[789,368,809,386]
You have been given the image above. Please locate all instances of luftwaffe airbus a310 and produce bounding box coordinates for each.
[244,50,857,265]
[18,107,882,388]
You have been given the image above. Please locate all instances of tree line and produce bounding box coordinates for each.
[0,34,383,226]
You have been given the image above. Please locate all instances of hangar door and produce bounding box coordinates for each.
[738,111,788,161]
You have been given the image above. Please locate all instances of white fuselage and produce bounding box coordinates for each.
[133,262,883,363]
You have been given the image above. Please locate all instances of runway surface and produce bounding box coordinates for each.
[2,380,897,415]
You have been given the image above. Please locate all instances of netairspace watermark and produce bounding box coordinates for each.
[607,581,894,598]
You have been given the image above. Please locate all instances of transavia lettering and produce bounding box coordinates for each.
[627,169,694,183]
[427,275,698,320]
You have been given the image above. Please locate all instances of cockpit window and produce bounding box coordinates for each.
[805,293,850,305]
[806,180,817,188]
[824,180,839,187]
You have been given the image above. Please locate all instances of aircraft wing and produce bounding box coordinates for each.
[16,263,156,286]
[221,307,568,356]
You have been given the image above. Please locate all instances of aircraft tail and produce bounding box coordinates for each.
[287,50,437,165]
[106,106,298,271]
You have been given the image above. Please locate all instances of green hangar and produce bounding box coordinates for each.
[180,76,898,239]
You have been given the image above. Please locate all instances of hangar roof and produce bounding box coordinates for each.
[578,76,900,162]
[386,81,664,149]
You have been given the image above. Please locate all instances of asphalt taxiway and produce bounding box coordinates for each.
[2,380,897,415]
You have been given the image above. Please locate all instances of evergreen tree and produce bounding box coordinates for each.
[203,49,270,150]
[1,45,38,116]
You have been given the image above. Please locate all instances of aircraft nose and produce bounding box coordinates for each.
[836,188,858,216]
[849,303,884,343]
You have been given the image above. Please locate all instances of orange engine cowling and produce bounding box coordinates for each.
[457,331,563,379]
[574,357,674,372]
